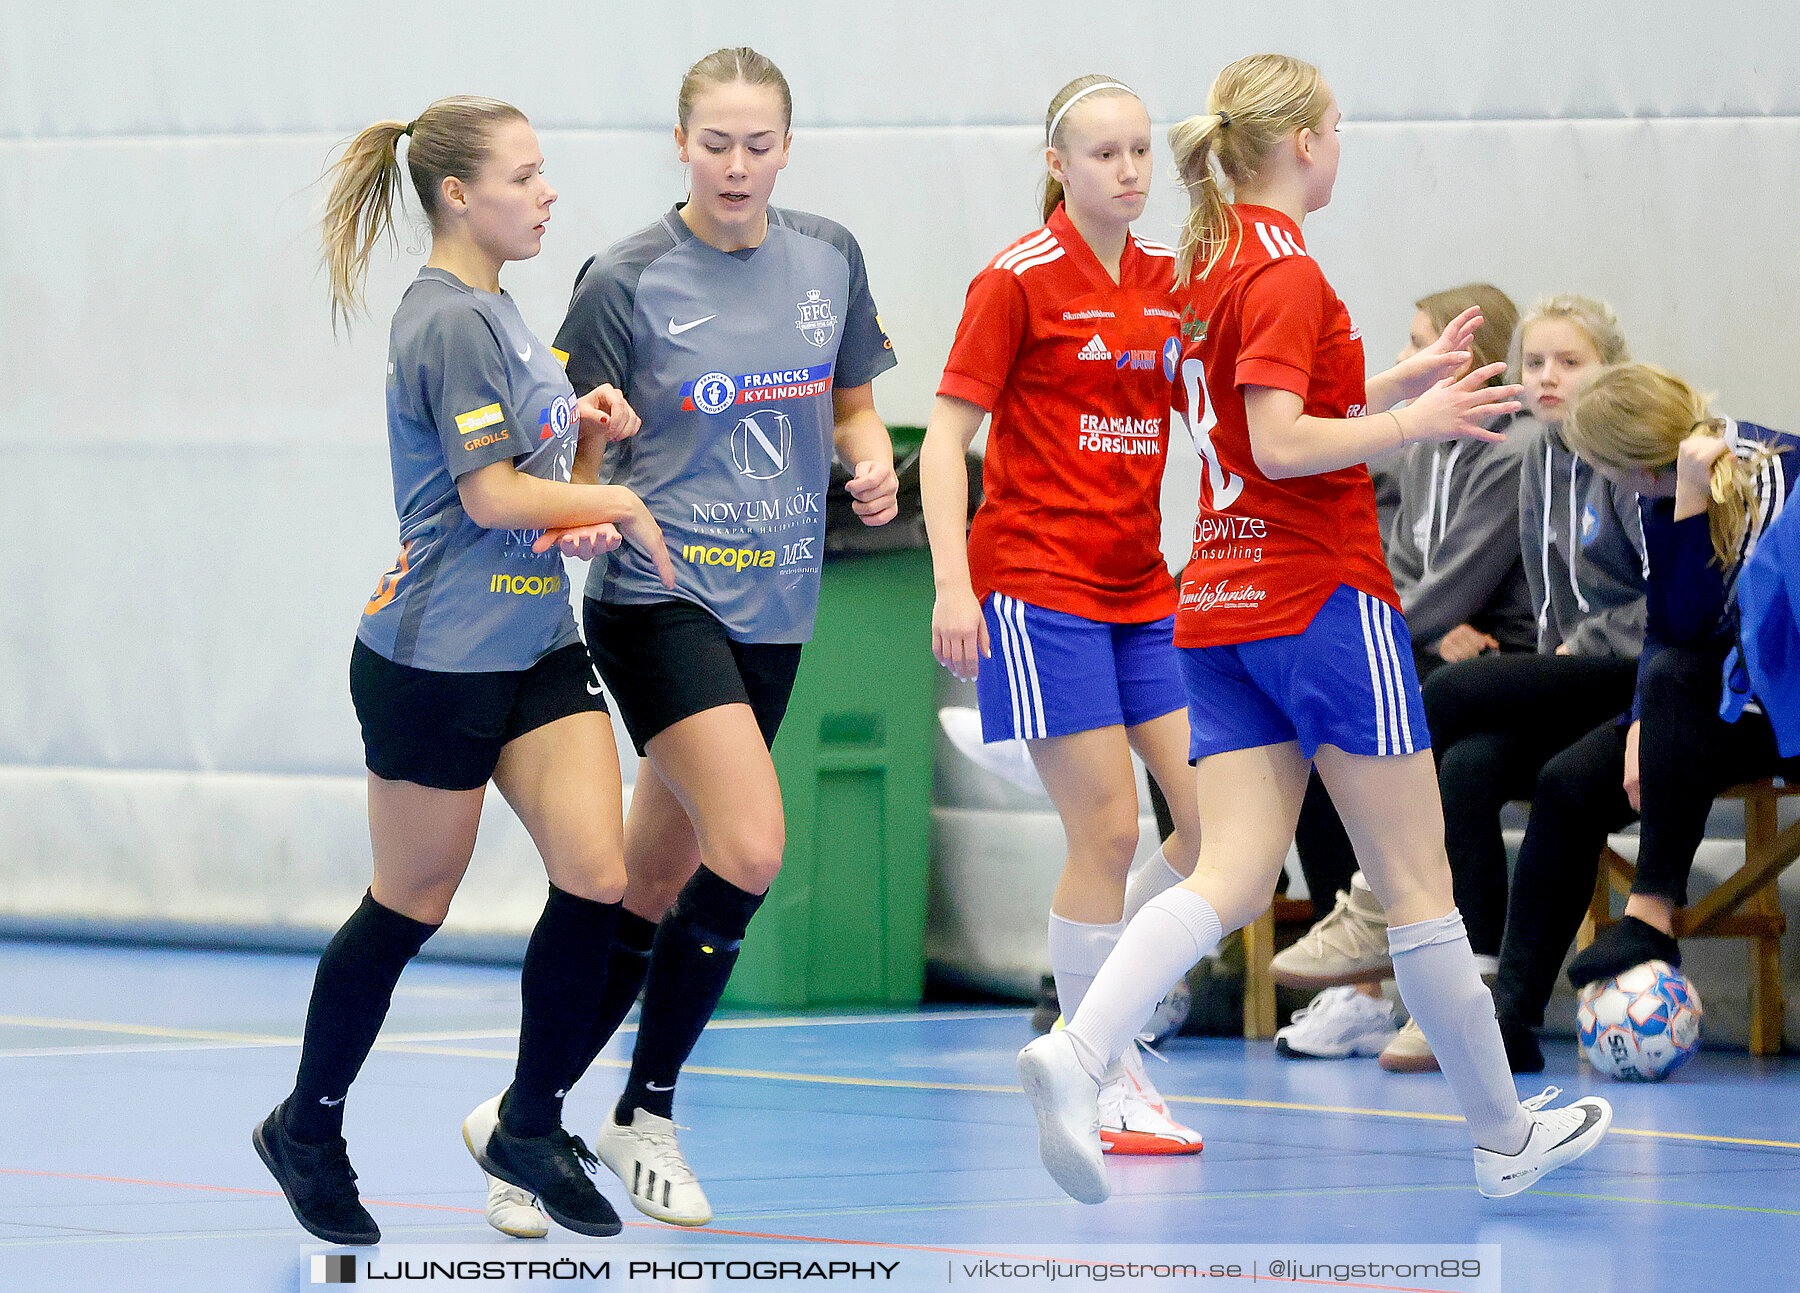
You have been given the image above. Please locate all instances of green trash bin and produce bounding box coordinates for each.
[722,545,938,1010]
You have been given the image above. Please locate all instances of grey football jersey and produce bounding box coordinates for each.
[357,268,583,672]
[555,205,896,643]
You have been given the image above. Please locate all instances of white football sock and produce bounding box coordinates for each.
[1122,845,1184,924]
[1063,887,1222,1079]
[1046,912,1123,1023]
[1388,911,1530,1154]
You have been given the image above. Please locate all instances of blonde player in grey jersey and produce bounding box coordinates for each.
[254,95,673,1246]
[475,47,900,1232]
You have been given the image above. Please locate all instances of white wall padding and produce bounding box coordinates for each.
[0,766,569,938]
[6,2,1798,137]
[4,3,1800,1010]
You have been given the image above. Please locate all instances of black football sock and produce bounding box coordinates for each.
[1566,915,1682,990]
[286,891,437,1143]
[501,884,622,1138]
[616,867,765,1123]
[568,907,657,1084]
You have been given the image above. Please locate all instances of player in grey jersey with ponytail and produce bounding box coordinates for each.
[256,95,673,1246]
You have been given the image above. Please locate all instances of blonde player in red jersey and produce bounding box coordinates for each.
[921,75,1203,1157]
[1016,54,1613,1205]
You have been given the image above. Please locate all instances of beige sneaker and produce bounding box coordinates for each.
[1378,1017,1439,1072]
[1271,872,1392,989]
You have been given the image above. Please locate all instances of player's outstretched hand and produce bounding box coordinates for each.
[846,459,900,526]
[531,523,623,560]
[933,587,991,681]
[577,385,643,443]
[1396,362,1521,445]
[1387,305,1485,403]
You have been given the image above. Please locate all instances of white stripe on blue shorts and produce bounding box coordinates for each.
[1356,591,1416,756]
[991,593,1048,739]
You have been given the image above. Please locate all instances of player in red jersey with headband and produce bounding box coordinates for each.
[1016,54,1614,1206]
[922,75,1203,1158]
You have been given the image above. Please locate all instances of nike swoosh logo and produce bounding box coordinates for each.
[669,315,716,335]
[586,681,604,696]
[516,343,532,362]
[1550,1103,1602,1150]
[644,1081,676,1092]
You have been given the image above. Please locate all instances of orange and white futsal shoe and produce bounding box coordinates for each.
[1096,1041,1203,1156]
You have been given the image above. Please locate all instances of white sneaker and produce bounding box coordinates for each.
[1017,1032,1109,1203]
[1474,1087,1613,1198]
[484,1175,549,1239]
[1270,872,1393,988]
[464,1095,551,1239]
[595,1109,712,1226]
[1378,1016,1439,1073]
[1275,985,1398,1059]
[1097,1042,1202,1156]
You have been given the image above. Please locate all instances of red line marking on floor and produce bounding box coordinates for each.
[0,1168,475,1214]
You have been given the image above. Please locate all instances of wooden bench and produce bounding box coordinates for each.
[1242,895,1316,1039]
[1577,779,1800,1055]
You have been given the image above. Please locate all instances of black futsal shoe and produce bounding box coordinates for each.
[469,1114,622,1238]
[253,1102,381,1245]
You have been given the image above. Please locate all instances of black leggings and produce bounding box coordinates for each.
[1493,645,1796,1028]
[1293,650,1638,956]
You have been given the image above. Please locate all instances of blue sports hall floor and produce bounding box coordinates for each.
[2,941,1796,1292]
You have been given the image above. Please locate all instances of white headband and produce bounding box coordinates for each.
[1047,82,1135,143]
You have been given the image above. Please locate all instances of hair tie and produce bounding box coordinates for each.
[402,120,416,137]
[1047,82,1135,143]
[1217,109,1232,128]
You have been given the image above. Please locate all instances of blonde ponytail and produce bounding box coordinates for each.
[1168,112,1233,283]
[320,96,527,331]
[1171,54,1331,284]
[1564,362,1786,567]
[323,120,410,332]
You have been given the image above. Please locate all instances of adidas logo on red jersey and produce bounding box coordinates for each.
[1078,335,1111,361]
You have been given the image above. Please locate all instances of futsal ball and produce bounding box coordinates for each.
[1576,960,1702,1081]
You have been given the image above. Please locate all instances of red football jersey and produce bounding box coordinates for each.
[939,205,1181,623]
[1171,204,1396,647]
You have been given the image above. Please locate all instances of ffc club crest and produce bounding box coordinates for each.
[732,410,793,480]
[795,290,838,348]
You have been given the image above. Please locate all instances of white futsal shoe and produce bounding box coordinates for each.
[464,1094,550,1238]
[1473,1086,1613,1198]
[1274,984,1398,1059]
[595,1109,712,1226]
[1096,1041,1203,1155]
[1017,1031,1110,1203]
[484,1175,550,1239]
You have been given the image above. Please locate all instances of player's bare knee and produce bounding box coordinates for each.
[550,853,628,905]
[372,877,459,926]
[704,827,785,895]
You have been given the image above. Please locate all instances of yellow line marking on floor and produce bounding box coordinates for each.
[0,1016,291,1045]
[1535,1190,1800,1216]
[0,1009,996,1051]
[8,1015,1799,1151]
